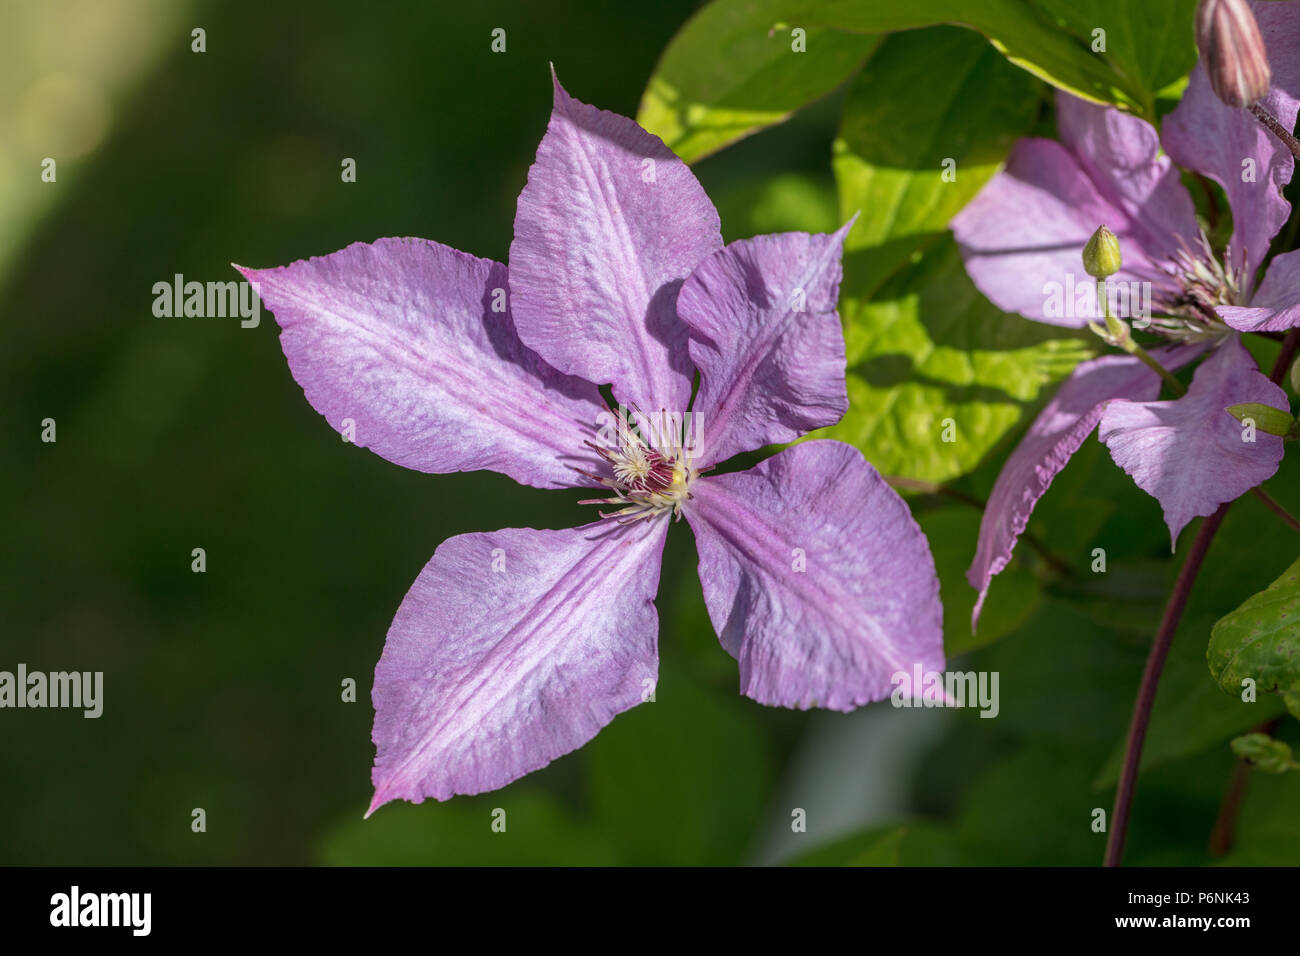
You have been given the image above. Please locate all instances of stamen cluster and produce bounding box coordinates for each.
[575,408,700,523]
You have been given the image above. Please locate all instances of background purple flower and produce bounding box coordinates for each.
[953,0,1300,625]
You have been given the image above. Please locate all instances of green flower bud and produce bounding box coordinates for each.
[1225,402,1297,437]
[1082,225,1122,279]
[1290,353,1300,394]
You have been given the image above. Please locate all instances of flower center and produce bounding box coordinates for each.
[1150,232,1244,341]
[575,408,699,523]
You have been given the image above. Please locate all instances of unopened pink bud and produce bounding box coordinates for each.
[1196,0,1272,108]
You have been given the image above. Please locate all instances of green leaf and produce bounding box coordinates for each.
[1026,0,1199,116]
[1231,732,1300,773]
[640,0,1195,166]
[812,0,1194,115]
[1209,556,1300,720]
[833,26,1041,298]
[814,235,1095,484]
[637,0,879,163]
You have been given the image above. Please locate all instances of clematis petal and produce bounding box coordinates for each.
[239,239,607,490]
[1218,247,1300,331]
[684,440,943,711]
[368,518,667,810]
[508,72,723,414]
[1098,337,1287,549]
[1054,94,1201,264]
[1163,0,1300,283]
[676,225,852,465]
[967,344,1206,629]
[950,132,1183,326]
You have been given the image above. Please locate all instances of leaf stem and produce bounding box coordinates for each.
[1272,329,1300,387]
[1127,345,1187,396]
[1093,279,1187,396]
[1251,487,1300,533]
[1249,103,1300,164]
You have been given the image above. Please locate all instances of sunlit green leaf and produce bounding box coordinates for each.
[833,26,1040,298]
[638,0,878,163]
[815,236,1094,484]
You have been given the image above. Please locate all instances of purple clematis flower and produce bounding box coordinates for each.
[238,75,943,810]
[952,0,1299,627]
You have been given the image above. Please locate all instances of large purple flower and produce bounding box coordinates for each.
[952,0,1299,627]
[239,75,943,810]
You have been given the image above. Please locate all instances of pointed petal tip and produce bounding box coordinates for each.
[548,62,567,103]
[970,589,987,635]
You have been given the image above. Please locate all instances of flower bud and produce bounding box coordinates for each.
[1290,353,1300,394]
[1082,225,1122,279]
[1196,0,1272,108]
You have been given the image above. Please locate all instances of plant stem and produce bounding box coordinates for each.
[1128,345,1187,396]
[1249,103,1300,164]
[1093,280,1187,395]
[1208,716,1283,857]
[1272,329,1300,386]
[1105,503,1231,866]
[1207,759,1250,858]
[1105,330,1300,866]
[1251,487,1300,533]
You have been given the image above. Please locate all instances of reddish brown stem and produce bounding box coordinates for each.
[1104,503,1231,866]
[1208,716,1284,857]
[1250,103,1300,163]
